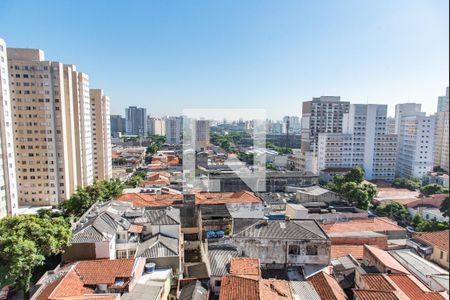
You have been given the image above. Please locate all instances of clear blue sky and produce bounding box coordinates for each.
[0,0,448,119]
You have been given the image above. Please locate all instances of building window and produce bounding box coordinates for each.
[128,249,136,257]
[306,245,318,256]
[116,250,127,259]
[288,245,301,255]
[441,251,444,260]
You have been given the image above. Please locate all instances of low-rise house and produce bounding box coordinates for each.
[294,186,340,203]
[206,245,239,295]
[228,219,330,268]
[32,258,145,300]
[319,167,352,183]
[177,279,209,300]
[414,230,449,270]
[389,249,449,292]
[362,245,409,274]
[354,269,447,300]
[422,172,449,188]
[329,231,388,260]
[219,258,293,300]
[373,187,421,206]
[321,217,407,240]
[307,271,348,300]
[63,200,183,276]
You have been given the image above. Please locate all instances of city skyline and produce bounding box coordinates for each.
[0,0,448,119]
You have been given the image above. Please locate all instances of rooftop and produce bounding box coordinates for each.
[321,217,405,234]
[307,271,348,300]
[195,191,261,205]
[364,245,409,274]
[414,230,449,252]
[229,258,261,279]
[219,275,293,300]
[114,193,183,206]
[331,245,365,260]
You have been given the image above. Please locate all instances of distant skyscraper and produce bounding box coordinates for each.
[434,87,449,172]
[90,89,112,180]
[396,104,435,179]
[125,106,147,136]
[386,117,396,134]
[166,116,182,145]
[437,86,449,113]
[147,116,166,136]
[0,39,17,217]
[301,96,350,153]
[195,120,210,151]
[394,103,422,134]
[110,115,126,136]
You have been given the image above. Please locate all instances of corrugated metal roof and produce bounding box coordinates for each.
[289,281,321,300]
[233,220,328,240]
[145,208,180,225]
[208,247,239,277]
[136,234,179,258]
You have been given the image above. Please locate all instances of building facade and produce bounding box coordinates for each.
[195,119,210,151]
[0,39,18,217]
[1,40,112,206]
[90,89,112,180]
[125,106,147,136]
[434,87,449,172]
[396,108,436,179]
[301,96,350,153]
[110,114,126,136]
[317,104,398,181]
[166,116,182,145]
[147,116,166,136]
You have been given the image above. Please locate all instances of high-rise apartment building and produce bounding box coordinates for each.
[166,116,182,145]
[437,87,449,113]
[90,89,112,180]
[0,39,18,217]
[318,104,397,181]
[195,120,210,151]
[125,106,147,136]
[1,40,112,206]
[386,117,396,134]
[396,104,435,179]
[110,115,126,137]
[394,103,422,134]
[301,96,349,153]
[147,116,166,136]
[434,87,449,172]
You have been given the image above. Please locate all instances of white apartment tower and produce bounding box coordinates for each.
[1,39,112,206]
[90,89,112,180]
[434,87,449,172]
[396,103,435,179]
[0,39,18,217]
[394,103,422,134]
[318,104,398,181]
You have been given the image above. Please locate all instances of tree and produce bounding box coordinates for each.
[375,203,410,224]
[420,184,448,196]
[61,188,94,217]
[343,166,365,184]
[392,177,420,191]
[441,197,449,218]
[0,215,71,297]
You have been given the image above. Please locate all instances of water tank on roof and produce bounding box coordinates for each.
[145,262,156,273]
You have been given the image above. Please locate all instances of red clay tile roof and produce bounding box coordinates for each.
[229,258,261,279]
[352,289,399,300]
[322,218,405,234]
[331,245,364,260]
[388,274,446,300]
[359,274,396,291]
[128,224,143,233]
[414,230,449,252]
[74,259,136,285]
[195,191,261,205]
[308,271,348,300]
[219,275,292,300]
[406,194,447,209]
[259,279,292,300]
[115,193,183,206]
[363,245,409,274]
[219,275,259,300]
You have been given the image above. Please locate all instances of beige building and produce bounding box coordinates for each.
[2,40,111,206]
[90,89,112,180]
[434,88,449,172]
[0,39,18,217]
[195,119,210,151]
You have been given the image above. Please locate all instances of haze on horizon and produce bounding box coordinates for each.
[0,0,448,119]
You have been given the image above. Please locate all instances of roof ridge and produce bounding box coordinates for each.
[293,221,324,239]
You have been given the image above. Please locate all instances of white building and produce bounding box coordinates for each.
[318,104,397,181]
[437,87,449,113]
[125,106,147,136]
[147,116,166,136]
[0,39,18,217]
[394,103,422,134]
[396,106,436,179]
